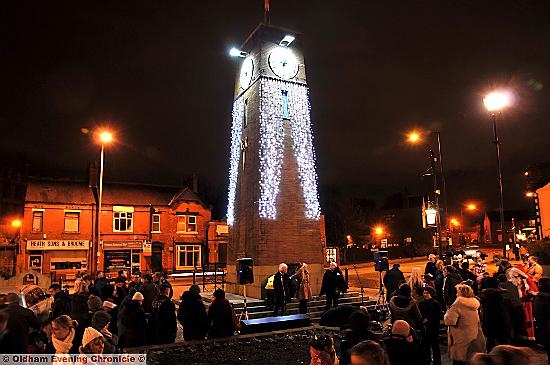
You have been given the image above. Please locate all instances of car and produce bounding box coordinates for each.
[463,246,488,264]
[19,284,53,322]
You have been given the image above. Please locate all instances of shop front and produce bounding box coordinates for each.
[102,240,143,278]
[25,239,89,281]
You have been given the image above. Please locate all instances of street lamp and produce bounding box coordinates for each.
[483,90,513,258]
[407,129,448,258]
[95,130,114,274]
[460,203,477,241]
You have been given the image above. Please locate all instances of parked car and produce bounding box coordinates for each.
[19,284,53,322]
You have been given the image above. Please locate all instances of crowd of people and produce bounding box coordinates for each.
[312,252,548,365]
[0,270,240,356]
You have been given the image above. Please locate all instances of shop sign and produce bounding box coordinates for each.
[27,240,89,250]
[103,240,143,249]
[143,241,152,256]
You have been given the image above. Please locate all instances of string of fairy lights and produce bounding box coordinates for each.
[226,97,244,226]
[227,77,321,225]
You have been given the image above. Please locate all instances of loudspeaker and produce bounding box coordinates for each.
[240,314,310,334]
[237,258,254,285]
[373,251,389,272]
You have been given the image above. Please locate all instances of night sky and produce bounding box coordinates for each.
[3,1,550,217]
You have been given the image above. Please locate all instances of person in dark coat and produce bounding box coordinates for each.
[479,276,513,350]
[177,284,209,341]
[93,271,108,300]
[418,286,443,365]
[157,273,174,299]
[383,264,406,303]
[424,254,438,277]
[273,263,291,316]
[383,320,424,365]
[534,277,550,360]
[102,300,119,338]
[433,260,445,310]
[150,284,176,344]
[0,309,25,354]
[139,274,158,314]
[91,310,117,354]
[339,309,380,365]
[71,289,90,325]
[442,265,462,307]
[388,284,424,333]
[112,277,127,307]
[117,292,147,349]
[207,289,236,339]
[320,261,348,311]
[48,284,72,320]
[4,292,41,351]
[459,262,479,295]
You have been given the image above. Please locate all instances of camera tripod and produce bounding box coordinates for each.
[238,284,249,321]
[352,264,365,306]
[376,271,387,307]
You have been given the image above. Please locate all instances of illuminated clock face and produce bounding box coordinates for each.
[239,57,254,89]
[268,47,299,80]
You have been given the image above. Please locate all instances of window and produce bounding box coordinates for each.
[244,98,248,128]
[176,245,201,270]
[64,211,80,232]
[32,211,43,233]
[152,214,161,233]
[177,215,197,233]
[282,90,289,118]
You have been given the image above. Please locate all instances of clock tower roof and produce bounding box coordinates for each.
[240,23,302,52]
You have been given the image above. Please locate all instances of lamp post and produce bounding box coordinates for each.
[408,130,447,258]
[95,130,113,274]
[483,91,512,258]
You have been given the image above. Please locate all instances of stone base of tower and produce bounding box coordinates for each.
[226,263,325,300]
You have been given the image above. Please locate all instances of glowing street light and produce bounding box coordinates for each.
[407,131,421,143]
[374,226,384,236]
[11,219,22,228]
[450,218,460,227]
[95,129,115,273]
[484,89,514,258]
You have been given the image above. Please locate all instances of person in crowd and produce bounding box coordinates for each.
[418,286,443,365]
[79,295,103,330]
[291,262,313,314]
[207,289,237,339]
[459,261,478,295]
[273,263,291,316]
[309,334,338,365]
[4,292,41,352]
[102,300,118,337]
[408,267,424,303]
[422,273,435,289]
[433,260,445,308]
[383,263,405,303]
[472,258,487,276]
[509,267,538,341]
[519,246,528,261]
[444,283,486,365]
[349,340,389,365]
[112,276,127,307]
[339,309,379,365]
[0,309,24,353]
[49,284,72,320]
[117,292,147,349]
[157,272,174,299]
[388,283,423,333]
[424,254,437,277]
[51,315,80,355]
[71,279,91,325]
[383,320,423,365]
[91,310,117,354]
[93,271,108,300]
[479,276,513,350]
[496,259,512,279]
[127,272,142,293]
[496,274,524,343]
[178,284,209,341]
[525,256,543,284]
[116,270,127,285]
[73,271,84,294]
[534,277,550,360]
[78,326,104,355]
[139,273,158,314]
[151,284,176,344]
[443,265,462,308]
[470,345,535,365]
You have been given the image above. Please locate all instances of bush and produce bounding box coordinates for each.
[525,240,550,265]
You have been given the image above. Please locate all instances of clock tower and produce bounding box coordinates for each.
[226,24,325,299]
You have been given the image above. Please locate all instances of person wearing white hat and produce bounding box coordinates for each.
[80,326,104,354]
[118,291,147,348]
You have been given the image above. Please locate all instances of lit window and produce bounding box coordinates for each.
[152,214,161,233]
[177,215,197,233]
[282,90,289,118]
[175,245,201,270]
[32,211,43,233]
[113,212,133,232]
[64,212,80,232]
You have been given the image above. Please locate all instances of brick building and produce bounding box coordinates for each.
[15,177,227,281]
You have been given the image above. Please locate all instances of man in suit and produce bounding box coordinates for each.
[320,261,348,311]
[273,263,291,316]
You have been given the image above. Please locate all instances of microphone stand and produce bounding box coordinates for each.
[352,264,365,306]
